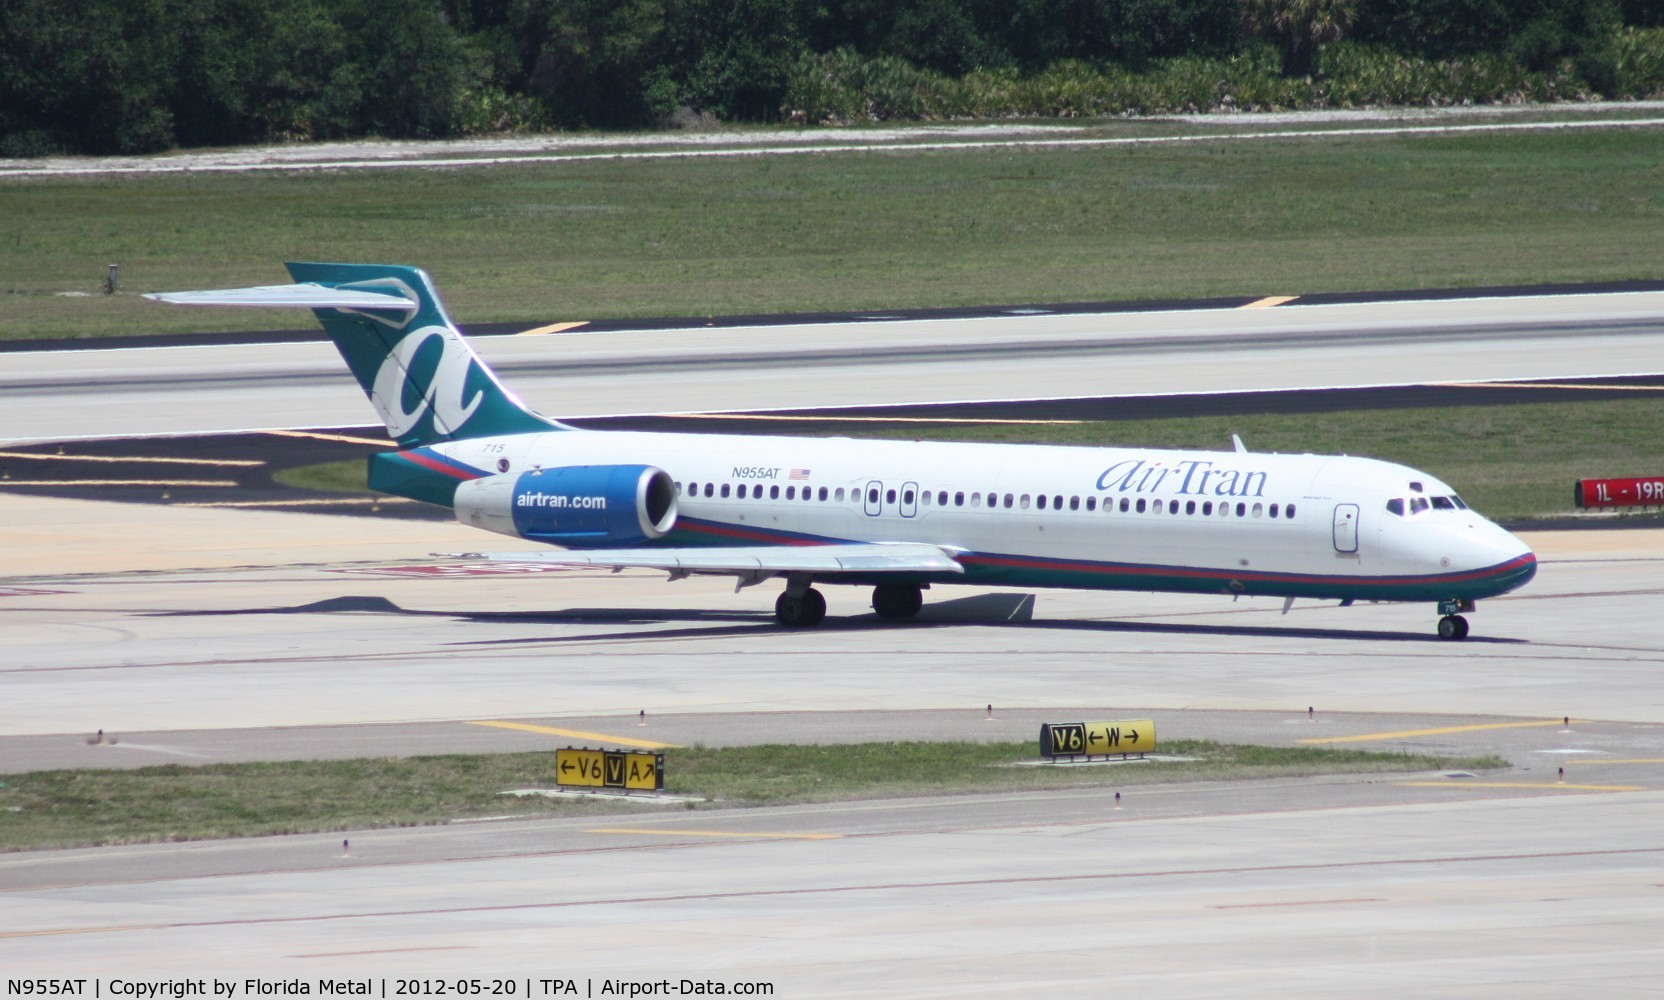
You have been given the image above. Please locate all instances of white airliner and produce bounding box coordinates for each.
[150,263,1536,639]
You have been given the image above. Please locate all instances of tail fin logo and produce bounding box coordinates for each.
[371,325,484,439]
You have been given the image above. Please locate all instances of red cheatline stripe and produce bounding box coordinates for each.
[400,450,485,481]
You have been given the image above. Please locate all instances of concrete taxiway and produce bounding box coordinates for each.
[4,288,1664,992]
[3,492,1664,993]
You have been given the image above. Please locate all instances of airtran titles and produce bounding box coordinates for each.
[1096,458,1268,498]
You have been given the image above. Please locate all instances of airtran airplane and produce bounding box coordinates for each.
[150,263,1537,639]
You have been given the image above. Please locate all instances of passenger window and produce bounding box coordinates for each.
[1286,504,1297,518]
[674,482,682,494]
[955,491,965,507]
[1202,501,1212,515]
[1120,498,1130,513]
[704,483,714,498]
[921,491,930,506]
[1036,495,1047,510]
[938,491,948,506]
[868,487,880,504]
[768,485,778,499]
[1269,503,1279,518]
[1004,494,1015,509]
[819,487,829,501]
[1168,500,1179,514]
[1136,498,1146,513]
[902,489,914,505]
[1252,503,1263,518]
[971,492,981,507]
[885,488,896,504]
[721,484,731,498]
[1236,502,1246,517]
[1070,496,1080,511]
[1021,495,1032,510]
[1085,497,1096,511]
[786,486,795,500]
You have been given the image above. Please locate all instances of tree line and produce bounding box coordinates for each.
[3,0,1662,156]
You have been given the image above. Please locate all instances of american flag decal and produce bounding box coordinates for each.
[789,468,811,480]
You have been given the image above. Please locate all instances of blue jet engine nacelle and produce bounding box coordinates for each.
[453,464,678,547]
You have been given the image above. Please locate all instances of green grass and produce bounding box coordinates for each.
[4,124,1663,339]
[275,397,1664,522]
[0,740,1504,851]
[272,458,369,494]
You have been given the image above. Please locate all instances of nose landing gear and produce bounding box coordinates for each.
[1436,598,1475,641]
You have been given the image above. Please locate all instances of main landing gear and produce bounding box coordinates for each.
[1436,598,1475,641]
[774,587,826,628]
[773,582,927,627]
[872,582,924,620]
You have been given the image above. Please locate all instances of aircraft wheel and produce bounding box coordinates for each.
[776,587,826,628]
[1437,614,1469,641]
[800,587,827,627]
[872,583,923,619]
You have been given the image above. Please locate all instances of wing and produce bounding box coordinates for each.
[470,542,965,580]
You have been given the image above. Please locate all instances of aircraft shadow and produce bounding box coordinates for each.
[149,592,1521,645]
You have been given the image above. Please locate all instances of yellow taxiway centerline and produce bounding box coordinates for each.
[660,413,1083,425]
[1564,758,1664,766]
[0,450,263,467]
[1240,295,1299,309]
[263,429,394,446]
[467,719,681,749]
[517,321,589,336]
[587,828,840,840]
[1298,719,1572,744]
[0,479,237,488]
[1398,781,1644,792]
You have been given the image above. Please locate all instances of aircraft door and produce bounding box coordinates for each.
[864,480,883,516]
[900,481,919,518]
[1333,503,1360,553]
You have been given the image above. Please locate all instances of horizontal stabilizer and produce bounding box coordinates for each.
[144,283,417,312]
[479,542,966,576]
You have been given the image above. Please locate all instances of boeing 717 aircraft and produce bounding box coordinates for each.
[150,263,1537,639]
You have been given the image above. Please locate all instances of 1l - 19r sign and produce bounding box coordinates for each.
[1574,478,1664,508]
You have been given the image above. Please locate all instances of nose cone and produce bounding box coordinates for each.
[1458,519,1536,597]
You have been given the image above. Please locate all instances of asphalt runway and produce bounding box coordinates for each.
[4,291,1664,992]
[5,289,1664,443]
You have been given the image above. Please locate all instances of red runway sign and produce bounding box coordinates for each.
[1574,478,1664,508]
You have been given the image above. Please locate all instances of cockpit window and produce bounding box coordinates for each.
[1409,497,1430,515]
[1452,495,1468,509]
[1386,498,1404,516]
[1431,496,1456,510]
